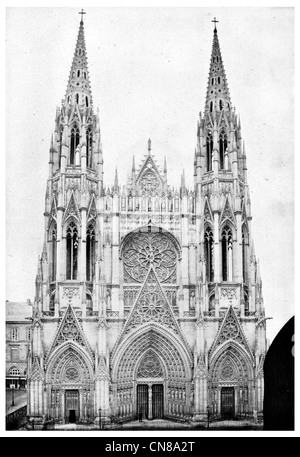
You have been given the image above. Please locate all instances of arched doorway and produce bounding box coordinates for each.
[209,343,254,420]
[46,343,94,424]
[136,349,165,420]
[111,326,192,422]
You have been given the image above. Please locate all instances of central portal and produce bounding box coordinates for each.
[137,384,164,420]
[65,390,79,424]
[221,387,235,420]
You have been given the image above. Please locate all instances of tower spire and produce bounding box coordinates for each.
[205,20,231,114]
[64,13,93,108]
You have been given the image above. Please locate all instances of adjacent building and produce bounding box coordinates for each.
[6,301,32,389]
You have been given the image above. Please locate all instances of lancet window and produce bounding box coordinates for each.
[221,226,233,281]
[70,125,80,165]
[66,222,78,280]
[204,227,214,282]
[86,224,95,281]
[219,130,228,170]
[51,224,57,282]
[86,128,93,168]
[206,131,213,172]
[242,226,249,283]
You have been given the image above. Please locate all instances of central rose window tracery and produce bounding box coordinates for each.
[123,232,177,283]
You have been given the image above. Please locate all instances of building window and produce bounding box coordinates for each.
[204,227,214,282]
[66,222,78,280]
[210,101,213,112]
[219,100,223,110]
[51,225,57,281]
[9,367,20,376]
[86,128,93,167]
[59,127,63,168]
[11,347,19,362]
[206,132,213,171]
[11,328,18,342]
[242,227,248,283]
[219,130,228,170]
[70,125,80,165]
[86,224,95,281]
[27,327,32,341]
[222,226,233,281]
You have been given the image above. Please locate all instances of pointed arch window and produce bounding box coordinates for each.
[51,224,57,282]
[210,101,213,112]
[59,127,63,168]
[219,130,228,170]
[86,224,95,281]
[204,227,214,282]
[242,226,249,283]
[66,222,78,280]
[85,96,89,107]
[86,128,93,167]
[75,93,79,104]
[219,100,223,110]
[222,226,233,281]
[206,131,213,171]
[84,71,87,79]
[70,125,80,165]
[77,70,80,77]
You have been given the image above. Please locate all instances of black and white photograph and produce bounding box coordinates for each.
[3,5,295,437]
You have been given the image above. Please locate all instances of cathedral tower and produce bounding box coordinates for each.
[27,14,267,428]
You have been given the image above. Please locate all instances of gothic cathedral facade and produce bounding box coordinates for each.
[27,17,267,427]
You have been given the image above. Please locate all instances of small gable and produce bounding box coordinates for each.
[47,305,93,361]
[210,306,253,359]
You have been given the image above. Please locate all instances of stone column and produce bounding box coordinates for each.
[148,385,152,420]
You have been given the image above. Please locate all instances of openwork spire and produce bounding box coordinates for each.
[64,14,93,108]
[205,21,231,114]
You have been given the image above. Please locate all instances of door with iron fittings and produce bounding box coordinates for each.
[221,387,235,419]
[152,384,163,419]
[137,385,148,419]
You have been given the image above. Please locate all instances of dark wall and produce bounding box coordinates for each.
[263,316,294,430]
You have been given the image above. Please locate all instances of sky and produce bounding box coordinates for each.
[4,6,294,345]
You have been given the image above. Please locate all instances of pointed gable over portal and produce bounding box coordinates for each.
[46,305,93,361]
[210,306,253,359]
[122,267,181,337]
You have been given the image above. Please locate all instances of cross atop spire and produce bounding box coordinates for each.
[79,9,86,23]
[211,17,219,32]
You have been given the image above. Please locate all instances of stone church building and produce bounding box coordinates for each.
[27,15,267,428]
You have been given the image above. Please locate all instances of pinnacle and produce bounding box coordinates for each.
[64,18,93,109]
[204,26,232,115]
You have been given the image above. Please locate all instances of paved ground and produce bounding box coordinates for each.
[52,418,262,431]
[6,389,27,415]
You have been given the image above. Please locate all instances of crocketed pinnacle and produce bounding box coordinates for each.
[204,26,231,114]
[64,19,93,107]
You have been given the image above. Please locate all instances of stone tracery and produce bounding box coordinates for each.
[123,232,177,284]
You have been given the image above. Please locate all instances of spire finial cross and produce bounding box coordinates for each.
[79,9,86,23]
[212,17,219,31]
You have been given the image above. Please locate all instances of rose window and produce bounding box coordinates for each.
[123,232,177,283]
